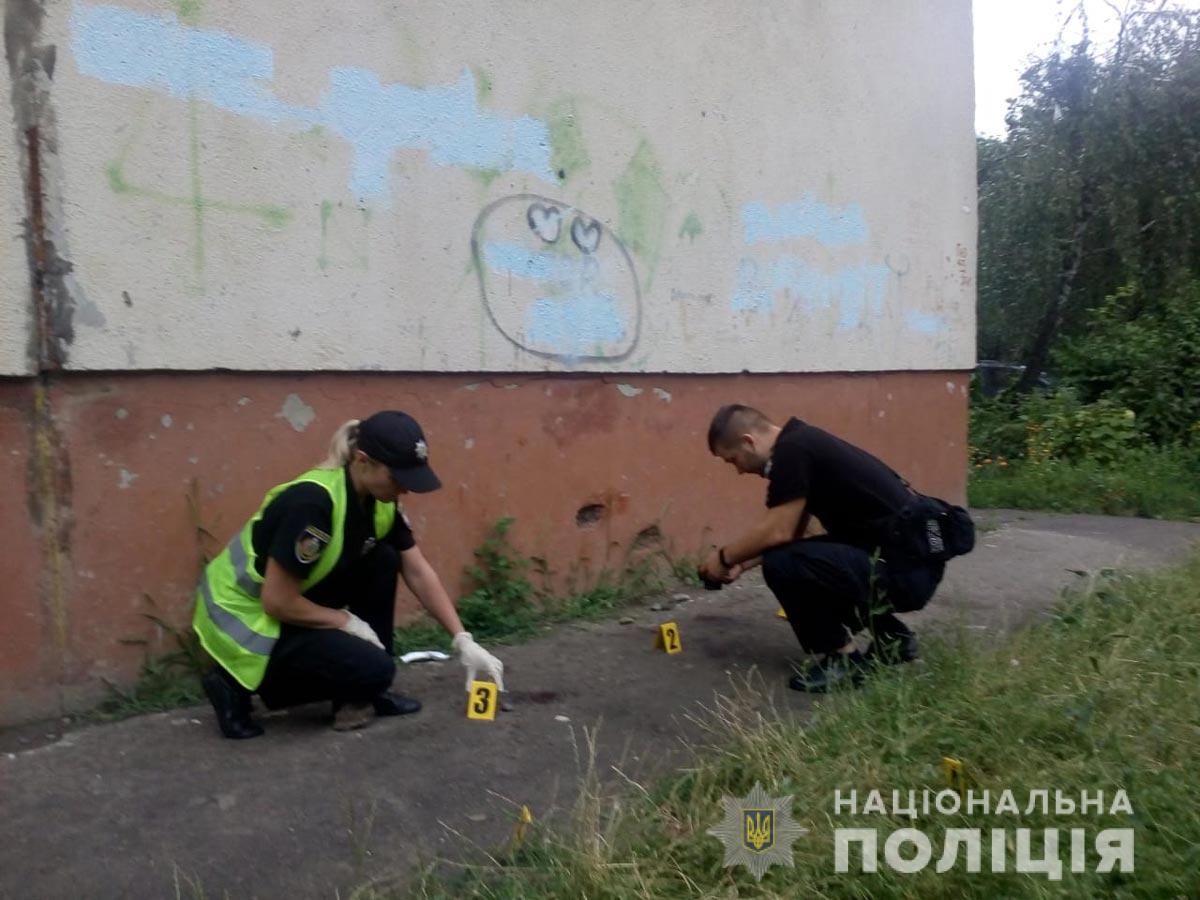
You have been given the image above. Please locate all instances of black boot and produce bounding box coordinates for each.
[789,650,867,693]
[201,667,264,739]
[372,691,422,717]
[864,621,920,666]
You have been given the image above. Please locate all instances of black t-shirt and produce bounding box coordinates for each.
[765,418,912,548]
[251,467,415,607]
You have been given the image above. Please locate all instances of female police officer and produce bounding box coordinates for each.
[193,410,505,738]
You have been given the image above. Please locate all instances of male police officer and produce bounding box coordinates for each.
[698,404,948,692]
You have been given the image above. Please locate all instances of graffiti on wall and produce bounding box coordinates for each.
[63,3,960,368]
[471,194,641,361]
[731,194,946,336]
[70,3,556,201]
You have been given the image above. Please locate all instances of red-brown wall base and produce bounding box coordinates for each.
[0,371,968,725]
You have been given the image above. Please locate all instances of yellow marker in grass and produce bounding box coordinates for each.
[942,757,966,797]
[509,804,534,852]
[656,622,682,654]
[467,680,498,720]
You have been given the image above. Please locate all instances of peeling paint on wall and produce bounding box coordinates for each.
[276,393,315,432]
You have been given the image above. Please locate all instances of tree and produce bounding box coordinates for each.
[976,2,1200,392]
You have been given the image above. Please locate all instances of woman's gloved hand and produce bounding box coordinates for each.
[339,611,385,650]
[452,631,505,691]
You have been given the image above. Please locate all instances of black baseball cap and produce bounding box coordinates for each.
[356,411,442,493]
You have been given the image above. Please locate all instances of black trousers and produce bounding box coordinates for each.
[762,537,945,655]
[256,545,400,709]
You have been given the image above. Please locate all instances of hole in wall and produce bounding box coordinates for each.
[632,524,663,549]
[575,503,607,528]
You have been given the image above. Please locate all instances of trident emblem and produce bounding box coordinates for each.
[743,810,774,852]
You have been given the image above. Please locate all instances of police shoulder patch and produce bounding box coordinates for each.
[295,525,331,564]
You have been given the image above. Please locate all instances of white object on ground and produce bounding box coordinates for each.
[399,650,451,664]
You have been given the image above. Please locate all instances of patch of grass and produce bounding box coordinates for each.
[395,553,1200,898]
[92,611,207,721]
[969,447,1200,519]
[394,517,696,653]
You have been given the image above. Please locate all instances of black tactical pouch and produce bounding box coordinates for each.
[882,495,976,563]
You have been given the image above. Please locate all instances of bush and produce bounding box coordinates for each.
[1055,280,1200,446]
[1021,389,1143,467]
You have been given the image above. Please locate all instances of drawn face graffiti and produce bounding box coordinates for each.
[471,194,641,361]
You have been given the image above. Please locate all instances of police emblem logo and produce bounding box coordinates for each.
[295,525,331,564]
[708,782,807,881]
[361,537,377,556]
[743,810,774,853]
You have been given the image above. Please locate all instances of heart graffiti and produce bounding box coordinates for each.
[526,202,563,243]
[570,215,602,254]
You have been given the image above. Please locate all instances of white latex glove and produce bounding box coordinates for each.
[339,611,385,650]
[452,631,505,692]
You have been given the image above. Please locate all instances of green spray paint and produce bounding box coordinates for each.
[318,201,369,270]
[188,98,205,286]
[678,212,703,242]
[472,67,493,103]
[107,155,289,226]
[175,0,202,24]
[104,99,290,290]
[547,96,590,181]
[318,200,333,270]
[467,167,503,188]
[614,140,668,288]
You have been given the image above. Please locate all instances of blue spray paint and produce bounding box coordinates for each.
[483,241,581,282]
[742,195,868,247]
[70,3,555,200]
[733,255,889,328]
[731,259,772,314]
[905,310,947,335]
[525,293,626,356]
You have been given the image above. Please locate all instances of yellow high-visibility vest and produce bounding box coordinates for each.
[192,467,396,689]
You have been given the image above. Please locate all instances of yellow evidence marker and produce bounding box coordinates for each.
[509,804,534,852]
[467,680,498,720]
[942,756,967,798]
[777,607,788,619]
[655,622,682,654]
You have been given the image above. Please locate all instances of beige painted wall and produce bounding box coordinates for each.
[30,0,975,374]
[1,60,34,377]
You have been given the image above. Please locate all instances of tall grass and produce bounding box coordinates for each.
[969,448,1200,520]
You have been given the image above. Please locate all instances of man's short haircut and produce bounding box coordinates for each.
[707,404,774,453]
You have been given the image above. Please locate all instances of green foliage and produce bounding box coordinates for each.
[92,613,207,720]
[969,448,1200,519]
[977,5,1200,370]
[396,554,1200,898]
[1021,389,1142,466]
[970,388,1143,468]
[458,517,544,642]
[1056,281,1200,446]
[394,517,693,652]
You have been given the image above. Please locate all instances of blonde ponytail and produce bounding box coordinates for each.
[318,418,361,468]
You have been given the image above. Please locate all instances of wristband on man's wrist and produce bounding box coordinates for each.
[718,546,732,569]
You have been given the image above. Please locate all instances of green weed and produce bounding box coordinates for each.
[394,517,696,652]
[91,606,207,721]
[970,448,1200,519]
